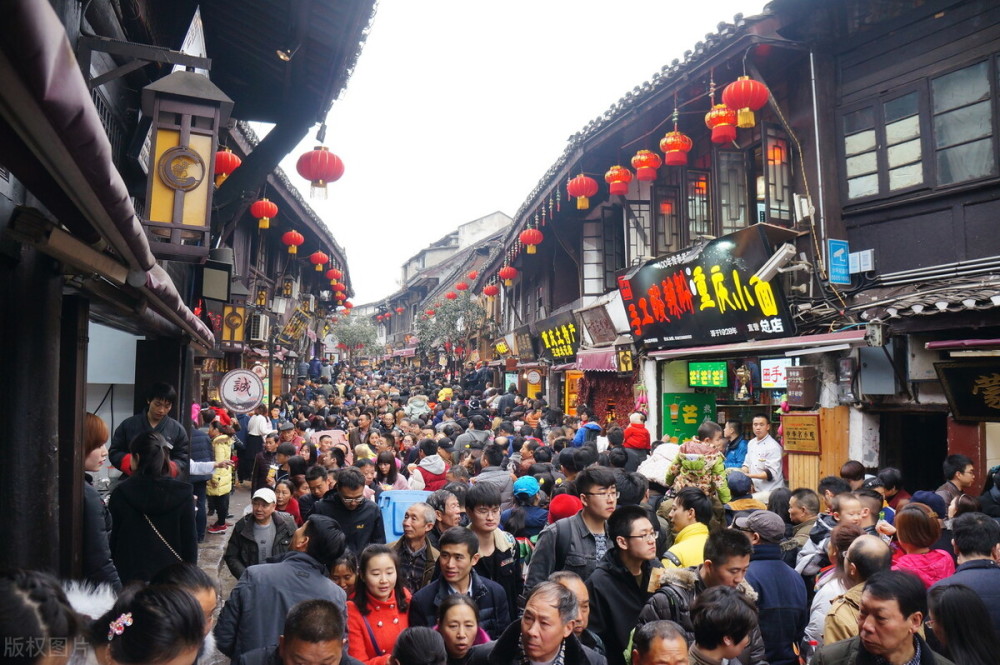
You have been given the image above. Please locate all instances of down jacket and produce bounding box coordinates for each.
[408,569,510,640]
[223,512,297,580]
[637,566,767,665]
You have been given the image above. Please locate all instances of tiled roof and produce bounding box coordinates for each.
[854,275,1000,321]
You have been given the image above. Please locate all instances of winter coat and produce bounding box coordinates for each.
[347,590,411,665]
[468,621,605,665]
[390,536,440,592]
[525,512,608,591]
[311,492,386,554]
[500,504,548,538]
[723,436,749,469]
[472,466,515,511]
[571,422,602,447]
[405,395,431,418]
[745,543,808,665]
[409,569,511,640]
[806,574,846,646]
[472,529,523,624]
[409,454,449,491]
[189,427,214,483]
[662,522,708,568]
[796,513,837,576]
[636,442,680,487]
[891,549,955,588]
[978,486,1000,517]
[215,551,348,658]
[207,434,234,496]
[586,550,662,665]
[824,582,863,644]
[664,441,731,503]
[108,475,197,584]
[108,412,190,477]
[637,566,767,665]
[931,558,1000,635]
[223,512,297,580]
[456,428,493,450]
[813,635,954,665]
[623,423,651,450]
[82,475,121,591]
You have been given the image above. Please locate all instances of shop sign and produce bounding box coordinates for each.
[494,337,513,357]
[513,326,536,361]
[615,346,634,373]
[661,393,717,443]
[616,225,794,350]
[276,307,312,346]
[504,372,520,391]
[786,365,818,408]
[780,413,820,454]
[761,357,793,389]
[935,360,1000,421]
[580,305,618,345]
[564,370,583,417]
[219,368,264,414]
[688,361,728,388]
[533,312,579,360]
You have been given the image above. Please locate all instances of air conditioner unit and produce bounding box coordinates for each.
[270,297,288,316]
[247,313,271,343]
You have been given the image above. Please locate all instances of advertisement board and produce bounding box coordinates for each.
[661,393,717,443]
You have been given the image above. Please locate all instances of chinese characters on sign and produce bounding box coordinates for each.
[780,413,821,454]
[688,361,728,388]
[276,307,312,346]
[760,358,793,389]
[494,338,512,356]
[219,368,264,414]
[533,312,580,361]
[661,393,717,443]
[935,360,1000,422]
[616,225,795,350]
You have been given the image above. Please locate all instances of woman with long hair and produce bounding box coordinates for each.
[347,544,411,665]
[0,569,78,665]
[83,412,122,590]
[376,450,409,491]
[891,502,955,587]
[804,523,864,647]
[274,478,303,526]
[927,583,1000,665]
[500,476,548,539]
[109,432,197,583]
[435,594,491,665]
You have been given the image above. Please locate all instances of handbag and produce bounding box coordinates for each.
[144,514,183,562]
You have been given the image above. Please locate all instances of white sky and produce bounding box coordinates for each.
[275,0,770,304]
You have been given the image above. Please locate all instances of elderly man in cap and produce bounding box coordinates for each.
[738,510,808,665]
[223,487,298,580]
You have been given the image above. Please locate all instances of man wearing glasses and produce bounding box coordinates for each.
[526,467,618,589]
[312,466,385,554]
[586,505,663,665]
[466,482,522,623]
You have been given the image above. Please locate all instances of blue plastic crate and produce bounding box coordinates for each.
[377,489,431,542]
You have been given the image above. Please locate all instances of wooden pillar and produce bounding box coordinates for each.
[0,245,62,571]
[59,295,89,578]
[947,417,986,477]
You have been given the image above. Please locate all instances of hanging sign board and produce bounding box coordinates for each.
[780,413,821,454]
[219,368,264,414]
[661,393,717,443]
[533,312,579,361]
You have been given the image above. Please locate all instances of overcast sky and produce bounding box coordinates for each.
[274,1,770,304]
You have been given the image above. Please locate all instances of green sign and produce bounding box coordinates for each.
[688,361,728,388]
[661,393,717,443]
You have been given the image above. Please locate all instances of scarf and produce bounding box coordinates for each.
[518,635,566,665]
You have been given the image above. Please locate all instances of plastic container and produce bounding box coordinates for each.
[377,489,431,541]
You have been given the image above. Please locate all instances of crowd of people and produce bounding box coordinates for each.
[5,360,1000,665]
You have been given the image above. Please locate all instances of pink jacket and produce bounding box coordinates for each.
[892,549,955,588]
[623,423,651,450]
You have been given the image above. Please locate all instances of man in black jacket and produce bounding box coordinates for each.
[234,599,364,665]
[930,511,1000,635]
[587,505,663,665]
[223,488,297,579]
[108,382,190,477]
[311,467,385,554]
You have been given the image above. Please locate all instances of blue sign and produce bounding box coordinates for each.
[828,239,851,285]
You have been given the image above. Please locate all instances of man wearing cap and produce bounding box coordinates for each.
[216,514,349,658]
[223,488,298,580]
[723,471,766,526]
[739,510,808,665]
[501,476,549,538]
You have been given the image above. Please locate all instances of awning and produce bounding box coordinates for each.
[925,339,1000,351]
[393,348,415,358]
[576,348,618,372]
[551,362,578,371]
[647,330,867,360]
[0,0,213,349]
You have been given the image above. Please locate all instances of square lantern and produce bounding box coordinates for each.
[140,70,233,261]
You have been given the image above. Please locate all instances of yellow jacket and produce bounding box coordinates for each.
[207,435,233,497]
[662,522,709,568]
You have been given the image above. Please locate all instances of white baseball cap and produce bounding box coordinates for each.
[252,488,276,504]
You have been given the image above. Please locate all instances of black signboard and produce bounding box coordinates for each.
[533,311,579,361]
[935,360,1000,422]
[514,326,536,362]
[616,225,795,350]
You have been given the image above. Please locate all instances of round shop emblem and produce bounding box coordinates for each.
[219,369,264,414]
[158,146,205,192]
[526,369,542,385]
[250,364,267,379]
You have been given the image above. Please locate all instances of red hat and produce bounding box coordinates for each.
[547,493,583,523]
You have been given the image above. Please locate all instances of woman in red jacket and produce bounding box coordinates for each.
[274,479,302,526]
[347,544,411,665]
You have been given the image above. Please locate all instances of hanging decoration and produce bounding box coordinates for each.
[660,100,693,166]
[631,150,662,182]
[296,146,344,198]
[214,147,241,187]
[456,281,469,291]
[483,284,500,298]
[281,230,304,254]
[309,250,329,271]
[325,269,339,281]
[722,76,770,129]
[250,197,278,230]
[519,227,544,254]
[467,270,478,280]
[566,174,599,210]
[395,306,405,314]
[705,104,738,144]
[445,291,458,300]
[605,165,633,196]
[498,265,518,286]
[426,309,436,316]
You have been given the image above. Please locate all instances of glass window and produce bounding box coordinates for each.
[843,107,881,200]
[717,151,748,233]
[933,61,990,112]
[686,171,711,238]
[883,93,922,191]
[932,61,995,185]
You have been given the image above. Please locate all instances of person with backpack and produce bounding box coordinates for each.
[571,409,602,447]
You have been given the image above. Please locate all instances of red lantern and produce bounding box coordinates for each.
[631,150,662,182]
[519,228,544,254]
[722,76,770,129]
[566,174,599,210]
[705,104,738,144]
[329,267,343,280]
[309,251,329,271]
[395,307,404,314]
[250,197,278,230]
[376,314,383,321]
[498,266,518,286]
[467,270,478,280]
[445,291,458,300]
[343,301,353,309]
[483,284,500,297]
[660,130,693,166]
[456,282,469,291]
[385,311,392,318]
[296,146,344,198]
[605,165,633,196]
[281,230,304,254]
[426,309,436,316]
[214,148,241,186]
